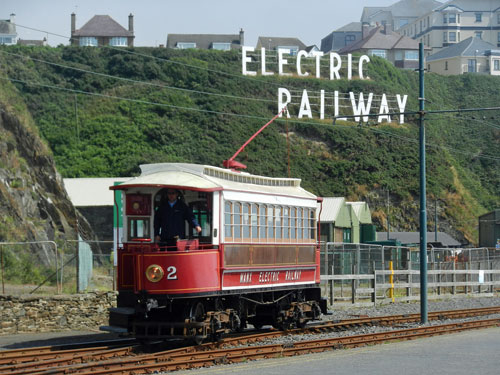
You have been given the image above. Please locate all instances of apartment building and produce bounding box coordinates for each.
[399,0,500,54]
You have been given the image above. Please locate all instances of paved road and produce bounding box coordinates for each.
[173,328,500,375]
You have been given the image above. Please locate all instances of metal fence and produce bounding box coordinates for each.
[320,242,500,306]
[0,240,114,295]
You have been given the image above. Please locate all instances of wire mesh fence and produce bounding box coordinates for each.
[0,240,115,295]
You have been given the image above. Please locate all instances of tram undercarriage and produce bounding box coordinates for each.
[108,288,327,343]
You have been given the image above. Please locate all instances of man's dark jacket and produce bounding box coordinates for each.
[154,200,199,241]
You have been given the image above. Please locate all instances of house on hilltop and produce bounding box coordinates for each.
[166,29,244,50]
[70,13,134,47]
[361,0,442,31]
[320,22,365,53]
[426,37,500,75]
[0,14,17,45]
[339,24,426,69]
[256,36,307,55]
[399,0,500,55]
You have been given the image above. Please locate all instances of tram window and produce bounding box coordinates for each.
[243,203,250,238]
[251,204,258,239]
[290,207,296,240]
[259,204,266,239]
[303,209,309,239]
[234,203,242,238]
[268,206,274,239]
[128,217,150,240]
[275,207,282,239]
[297,208,303,239]
[283,207,289,239]
[310,209,316,240]
[224,202,232,239]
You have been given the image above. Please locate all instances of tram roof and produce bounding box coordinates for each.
[111,163,317,200]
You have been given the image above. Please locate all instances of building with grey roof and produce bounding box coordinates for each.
[256,36,307,55]
[399,0,500,55]
[376,231,462,247]
[426,37,500,74]
[166,29,244,50]
[339,25,425,69]
[320,22,365,53]
[0,14,17,45]
[70,13,134,47]
[361,0,442,31]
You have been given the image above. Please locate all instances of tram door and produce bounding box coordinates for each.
[189,192,212,243]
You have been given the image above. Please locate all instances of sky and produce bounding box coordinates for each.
[2,0,398,47]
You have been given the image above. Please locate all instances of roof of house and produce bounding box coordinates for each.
[166,33,242,49]
[318,197,345,222]
[338,25,420,53]
[426,37,497,61]
[376,231,461,247]
[436,0,500,12]
[0,19,16,35]
[256,36,307,50]
[362,0,442,21]
[336,22,362,33]
[346,202,372,224]
[387,0,442,17]
[72,15,133,37]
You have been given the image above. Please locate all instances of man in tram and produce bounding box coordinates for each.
[154,189,202,250]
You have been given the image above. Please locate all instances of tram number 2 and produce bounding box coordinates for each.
[167,266,178,280]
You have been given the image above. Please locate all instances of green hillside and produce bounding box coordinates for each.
[0,45,498,244]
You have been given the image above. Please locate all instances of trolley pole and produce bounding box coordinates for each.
[418,42,428,323]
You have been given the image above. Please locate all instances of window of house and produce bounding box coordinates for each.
[443,32,448,43]
[475,13,482,22]
[345,35,356,46]
[449,32,456,42]
[468,59,477,73]
[395,51,403,61]
[494,60,500,71]
[110,37,127,46]
[277,46,299,56]
[443,14,447,24]
[176,42,196,49]
[212,42,231,50]
[79,37,98,46]
[405,50,419,60]
[498,13,500,24]
[475,31,482,39]
[498,32,500,42]
[0,36,14,45]
[449,13,456,23]
[370,49,387,58]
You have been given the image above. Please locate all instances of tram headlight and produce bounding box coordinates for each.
[145,264,164,282]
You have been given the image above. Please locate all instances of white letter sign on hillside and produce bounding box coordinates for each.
[241,46,408,124]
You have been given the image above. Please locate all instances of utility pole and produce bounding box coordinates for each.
[418,42,428,324]
[435,198,438,242]
[386,189,390,240]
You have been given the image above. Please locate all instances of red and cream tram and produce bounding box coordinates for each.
[103,163,326,342]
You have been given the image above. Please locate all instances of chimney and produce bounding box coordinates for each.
[362,23,369,38]
[71,13,76,34]
[9,13,15,24]
[239,28,244,46]
[129,13,134,33]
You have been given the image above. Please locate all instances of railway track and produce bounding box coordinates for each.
[1,306,499,374]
